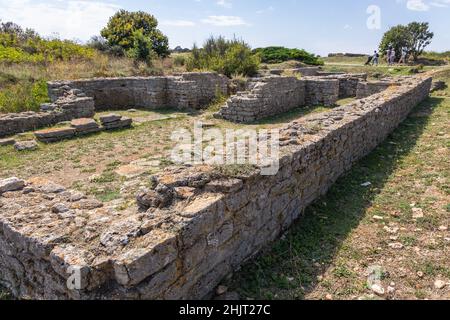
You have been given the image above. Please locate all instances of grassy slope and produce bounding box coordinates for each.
[228,70,450,300]
[0,55,187,113]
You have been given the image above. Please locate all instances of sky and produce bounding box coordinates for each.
[0,0,449,56]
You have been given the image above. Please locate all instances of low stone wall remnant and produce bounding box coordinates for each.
[48,72,229,111]
[0,92,94,138]
[0,75,432,300]
[215,76,306,123]
[0,73,229,138]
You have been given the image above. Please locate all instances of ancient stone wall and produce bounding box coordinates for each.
[216,76,341,123]
[0,73,228,137]
[356,79,398,98]
[0,76,432,300]
[0,94,95,138]
[216,77,306,123]
[48,73,229,111]
[317,73,367,98]
[303,78,340,106]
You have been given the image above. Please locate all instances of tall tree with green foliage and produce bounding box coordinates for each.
[101,10,169,59]
[379,22,433,61]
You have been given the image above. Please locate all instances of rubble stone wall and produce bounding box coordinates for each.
[0,97,95,138]
[216,77,306,123]
[356,80,397,98]
[48,73,229,111]
[317,73,368,98]
[217,76,341,123]
[303,78,340,106]
[0,76,432,300]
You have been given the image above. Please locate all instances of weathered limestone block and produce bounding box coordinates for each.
[0,138,16,146]
[70,118,101,135]
[14,140,38,151]
[99,114,133,131]
[0,177,25,194]
[113,230,178,286]
[34,127,77,143]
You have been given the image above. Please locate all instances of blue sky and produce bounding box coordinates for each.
[0,0,449,55]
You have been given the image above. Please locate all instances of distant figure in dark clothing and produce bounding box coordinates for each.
[387,46,393,65]
[365,55,373,65]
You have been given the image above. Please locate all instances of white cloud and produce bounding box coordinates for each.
[402,0,450,10]
[161,20,196,27]
[406,0,430,11]
[0,0,120,41]
[256,6,274,14]
[217,0,232,9]
[430,0,450,7]
[201,15,250,27]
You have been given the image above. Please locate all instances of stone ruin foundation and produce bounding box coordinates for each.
[0,74,432,299]
[215,73,368,123]
[0,72,228,138]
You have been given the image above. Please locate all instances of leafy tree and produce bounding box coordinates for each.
[126,30,155,64]
[101,10,169,58]
[407,22,434,60]
[379,22,433,61]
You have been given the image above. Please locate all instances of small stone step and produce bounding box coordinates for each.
[102,117,133,130]
[0,138,16,146]
[71,118,99,131]
[34,127,76,143]
[70,118,102,135]
[99,114,122,124]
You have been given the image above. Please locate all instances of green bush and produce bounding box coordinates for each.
[173,54,186,67]
[252,46,324,65]
[186,36,260,77]
[0,21,96,63]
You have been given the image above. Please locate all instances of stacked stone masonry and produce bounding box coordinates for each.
[216,76,306,123]
[216,73,367,123]
[48,72,229,111]
[0,75,432,299]
[0,94,95,138]
[0,73,228,138]
[355,78,406,99]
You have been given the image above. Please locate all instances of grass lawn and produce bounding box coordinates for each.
[227,76,450,300]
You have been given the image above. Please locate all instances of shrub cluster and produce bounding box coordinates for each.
[253,46,324,65]
[186,36,260,77]
[0,21,95,63]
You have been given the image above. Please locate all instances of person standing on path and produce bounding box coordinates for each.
[390,48,396,65]
[387,46,392,65]
[372,50,379,66]
[399,47,408,64]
